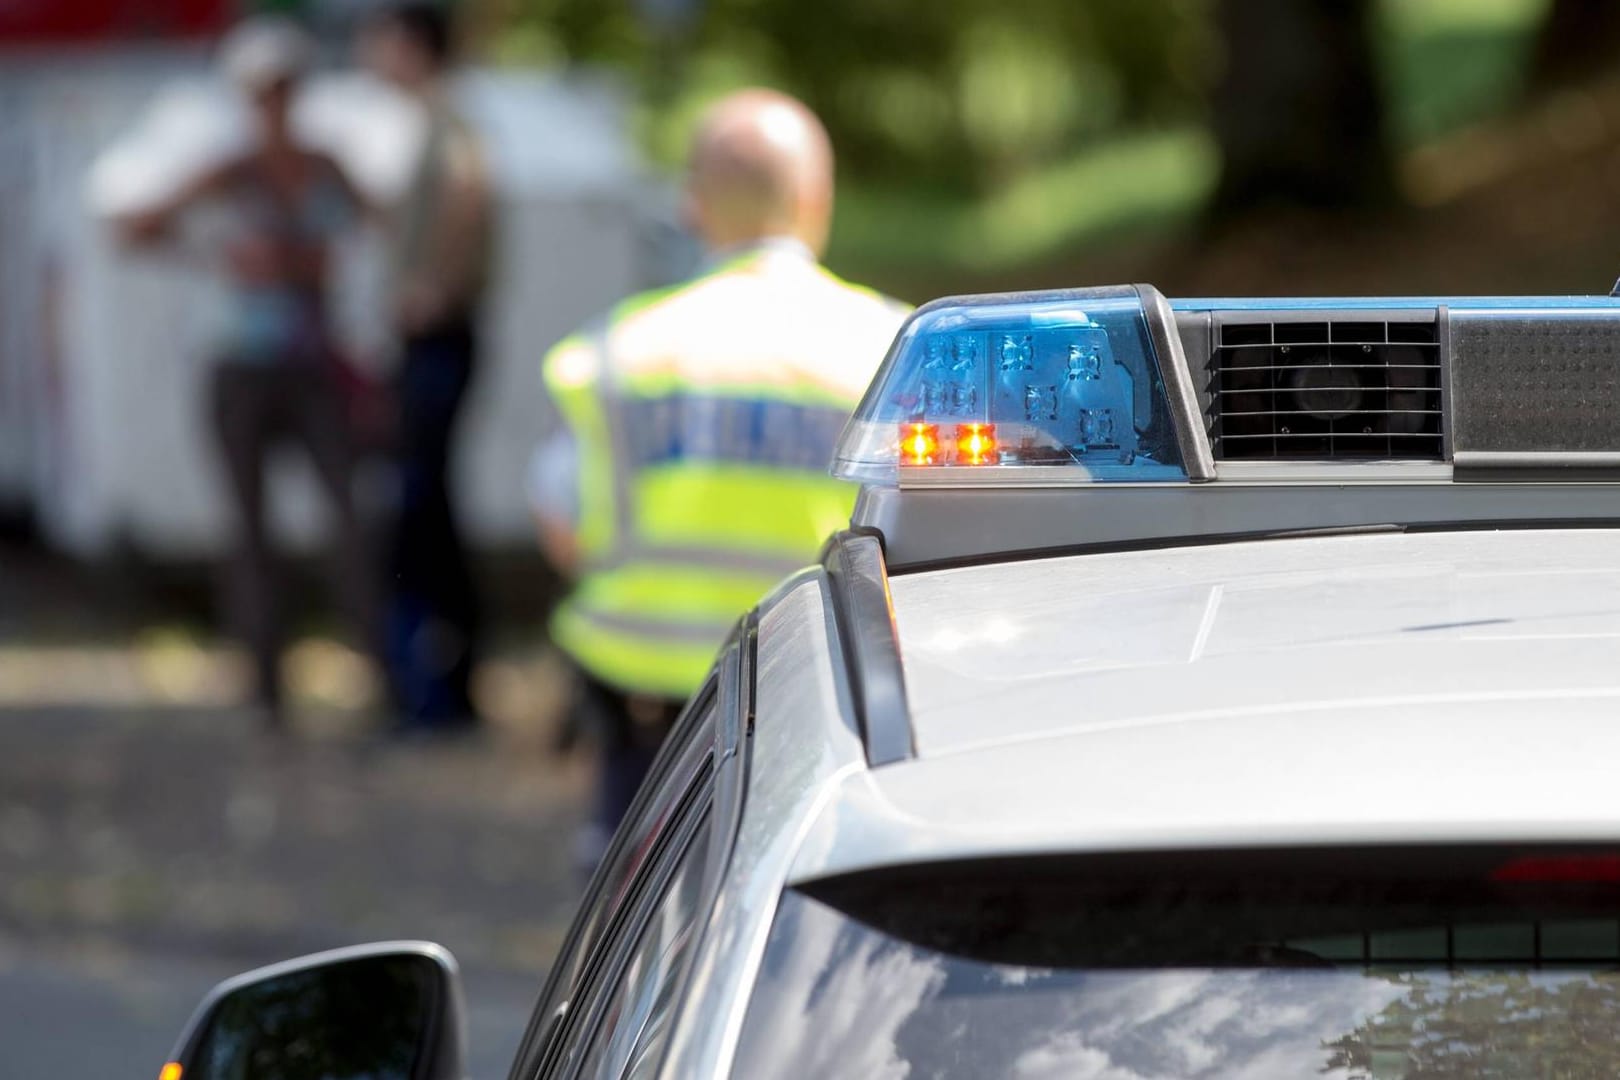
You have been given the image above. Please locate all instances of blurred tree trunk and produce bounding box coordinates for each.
[1529,0,1620,93]
[1209,0,1393,215]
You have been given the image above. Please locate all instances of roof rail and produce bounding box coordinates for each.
[820,530,914,766]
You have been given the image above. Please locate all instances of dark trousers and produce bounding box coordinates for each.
[573,670,684,837]
[385,318,480,727]
[210,361,373,716]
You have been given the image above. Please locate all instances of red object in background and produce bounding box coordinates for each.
[0,0,230,44]
[1492,854,1620,884]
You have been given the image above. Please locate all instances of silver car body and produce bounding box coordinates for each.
[664,525,1620,1077]
[158,285,1620,1078]
[533,285,1620,1076]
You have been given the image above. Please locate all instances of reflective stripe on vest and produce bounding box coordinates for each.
[543,252,904,697]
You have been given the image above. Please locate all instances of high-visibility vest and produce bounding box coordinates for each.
[542,245,907,698]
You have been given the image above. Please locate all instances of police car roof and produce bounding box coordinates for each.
[784,527,1620,883]
[890,527,1620,756]
[777,283,1620,883]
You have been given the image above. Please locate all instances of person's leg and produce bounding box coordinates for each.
[288,366,379,665]
[386,335,441,723]
[427,322,480,718]
[388,322,479,726]
[210,365,282,721]
[573,676,680,880]
[571,672,666,875]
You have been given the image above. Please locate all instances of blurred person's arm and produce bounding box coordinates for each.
[316,151,382,225]
[114,159,237,249]
[534,330,610,579]
[529,433,582,578]
[113,158,286,286]
[399,128,489,332]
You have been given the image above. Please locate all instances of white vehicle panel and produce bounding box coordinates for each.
[789,692,1620,883]
[889,529,1620,757]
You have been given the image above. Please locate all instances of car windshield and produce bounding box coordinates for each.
[733,847,1620,1079]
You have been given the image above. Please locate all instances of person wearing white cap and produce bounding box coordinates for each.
[118,16,377,728]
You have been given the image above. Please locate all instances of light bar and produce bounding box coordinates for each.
[832,286,1190,485]
[845,286,1620,568]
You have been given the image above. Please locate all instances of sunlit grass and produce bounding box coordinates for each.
[0,640,240,708]
[497,0,1553,291]
[827,2,1549,286]
[829,127,1217,283]
[1380,0,1549,37]
[1378,0,1548,145]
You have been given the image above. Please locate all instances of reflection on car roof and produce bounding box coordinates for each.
[890,529,1620,756]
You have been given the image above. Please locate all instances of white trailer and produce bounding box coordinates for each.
[4,49,671,557]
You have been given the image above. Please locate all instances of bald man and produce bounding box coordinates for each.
[532,89,906,862]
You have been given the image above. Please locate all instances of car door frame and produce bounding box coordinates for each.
[559,766,713,1078]
[509,621,754,1080]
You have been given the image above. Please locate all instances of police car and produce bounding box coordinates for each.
[163,286,1620,1078]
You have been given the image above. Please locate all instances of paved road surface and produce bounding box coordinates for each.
[0,703,589,1079]
[0,936,538,1078]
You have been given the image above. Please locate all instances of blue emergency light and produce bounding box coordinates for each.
[836,284,1620,488]
[833,287,1190,485]
[843,284,1620,567]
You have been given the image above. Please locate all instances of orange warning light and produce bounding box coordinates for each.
[899,422,940,466]
[955,423,999,465]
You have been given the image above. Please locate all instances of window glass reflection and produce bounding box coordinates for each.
[582,812,713,1080]
[735,891,1620,1079]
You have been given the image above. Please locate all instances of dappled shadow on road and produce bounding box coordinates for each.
[0,533,596,1075]
[0,704,589,974]
[0,700,593,1075]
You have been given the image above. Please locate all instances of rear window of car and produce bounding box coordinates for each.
[732,847,1620,1078]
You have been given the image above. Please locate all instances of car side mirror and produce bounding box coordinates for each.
[158,941,465,1080]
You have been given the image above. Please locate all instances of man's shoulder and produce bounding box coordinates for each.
[795,265,912,351]
[545,258,908,390]
[620,257,906,331]
[608,276,706,326]
[540,329,604,390]
[541,278,697,387]
[809,263,909,317]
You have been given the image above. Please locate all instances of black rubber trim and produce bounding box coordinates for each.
[1453,451,1620,481]
[821,528,915,766]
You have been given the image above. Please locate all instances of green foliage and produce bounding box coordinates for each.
[1322,970,1620,1078]
[499,0,1551,186]
[829,126,1217,285]
[501,0,1217,192]
[1376,0,1550,144]
[495,0,1556,289]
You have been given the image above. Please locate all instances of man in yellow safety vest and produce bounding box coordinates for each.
[531,88,907,861]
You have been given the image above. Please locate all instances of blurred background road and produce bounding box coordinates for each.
[0,541,582,1077]
[9,0,1620,1075]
